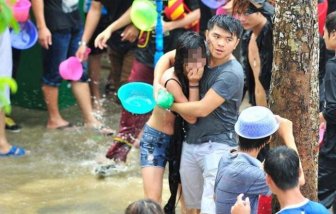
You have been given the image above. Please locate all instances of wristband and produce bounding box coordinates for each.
[189,85,199,88]
[78,41,87,46]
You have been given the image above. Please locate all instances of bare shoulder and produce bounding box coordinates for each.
[160,67,178,86]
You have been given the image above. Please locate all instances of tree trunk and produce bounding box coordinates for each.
[269,0,319,200]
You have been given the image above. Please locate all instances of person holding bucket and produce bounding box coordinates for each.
[94,0,201,162]
[76,0,136,111]
[31,0,111,133]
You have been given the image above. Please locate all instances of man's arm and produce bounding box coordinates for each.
[32,0,52,49]
[171,88,225,117]
[94,7,132,49]
[163,9,201,32]
[276,116,305,186]
[76,1,102,61]
[153,50,176,98]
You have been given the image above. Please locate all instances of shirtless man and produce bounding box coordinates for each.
[232,0,274,106]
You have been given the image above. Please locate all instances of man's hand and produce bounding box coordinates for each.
[231,194,250,214]
[121,24,139,42]
[76,45,89,62]
[275,115,294,144]
[94,27,112,49]
[163,20,173,33]
[38,27,52,49]
[319,112,326,129]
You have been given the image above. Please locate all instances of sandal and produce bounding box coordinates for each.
[0,146,26,157]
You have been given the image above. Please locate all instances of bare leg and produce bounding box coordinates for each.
[0,111,11,153]
[141,167,165,204]
[88,54,103,111]
[107,49,123,92]
[178,184,187,214]
[71,81,100,126]
[42,84,69,129]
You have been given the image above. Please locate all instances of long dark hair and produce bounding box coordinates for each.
[164,31,207,214]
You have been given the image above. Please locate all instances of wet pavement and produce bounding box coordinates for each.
[1,100,171,213]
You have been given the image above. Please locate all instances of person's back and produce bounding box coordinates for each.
[215,151,269,214]
[215,106,276,214]
[277,200,329,214]
[265,147,329,214]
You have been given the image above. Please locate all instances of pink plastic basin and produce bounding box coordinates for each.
[13,0,31,22]
[59,57,83,81]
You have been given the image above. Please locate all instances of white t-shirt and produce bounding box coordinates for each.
[0,28,13,105]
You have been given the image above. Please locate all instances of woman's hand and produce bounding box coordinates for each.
[94,27,112,49]
[121,24,139,42]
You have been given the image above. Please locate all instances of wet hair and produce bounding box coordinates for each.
[174,31,207,98]
[238,136,270,151]
[232,0,254,15]
[125,199,164,214]
[264,146,300,191]
[207,14,243,38]
[232,0,274,20]
[325,11,336,37]
[164,31,207,213]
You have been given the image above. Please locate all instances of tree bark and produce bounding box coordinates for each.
[269,0,319,200]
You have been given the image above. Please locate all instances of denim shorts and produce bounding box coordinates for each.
[42,27,88,87]
[140,124,172,168]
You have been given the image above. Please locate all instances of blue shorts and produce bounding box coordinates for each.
[140,125,172,168]
[42,27,88,87]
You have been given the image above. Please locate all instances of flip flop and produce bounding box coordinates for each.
[93,126,115,136]
[55,123,74,130]
[0,146,26,157]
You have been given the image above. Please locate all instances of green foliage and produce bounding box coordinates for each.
[0,77,18,114]
[0,0,19,33]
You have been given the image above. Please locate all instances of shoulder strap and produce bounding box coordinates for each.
[164,78,182,88]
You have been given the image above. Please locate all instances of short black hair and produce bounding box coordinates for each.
[326,11,336,37]
[264,146,300,191]
[125,199,164,214]
[238,136,270,151]
[207,15,243,38]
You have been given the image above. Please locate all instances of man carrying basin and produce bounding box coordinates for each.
[32,0,112,133]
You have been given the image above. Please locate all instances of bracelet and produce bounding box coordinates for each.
[78,41,87,46]
[189,85,199,88]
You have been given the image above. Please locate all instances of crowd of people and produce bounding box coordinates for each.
[1,0,336,213]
